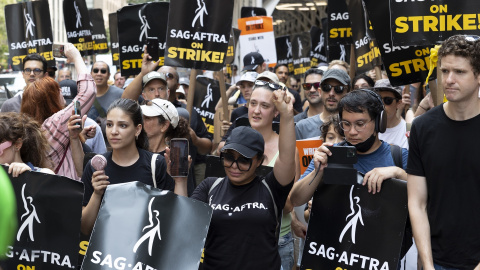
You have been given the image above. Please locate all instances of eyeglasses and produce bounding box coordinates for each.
[165,73,175,80]
[221,152,253,171]
[339,119,373,132]
[321,84,348,94]
[23,68,43,75]
[93,68,107,74]
[253,80,284,91]
[302,82,321,90]
[382,97,397,105]
[145,100,172,122]
[0,141,12,155]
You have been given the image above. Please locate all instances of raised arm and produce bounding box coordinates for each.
[408,174,434,270]
[122,47,160,100]
[272,89,295,186]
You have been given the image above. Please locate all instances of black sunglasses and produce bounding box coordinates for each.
[320,84,348,94]
[302,82,321,90]
[93,68,107,74]
[220,152,253,172]
[253,80,284,91]
[23,68,43,75]
[382,97,397,105]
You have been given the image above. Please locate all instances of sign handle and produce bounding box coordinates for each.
[403,84,410,114]
[218,72,229,123]
[431,65,443,106]
[349,44,356,80]
[375,66,382,81]
[187,70,198,116]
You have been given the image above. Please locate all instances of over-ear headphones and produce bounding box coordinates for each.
[359,89,387,133]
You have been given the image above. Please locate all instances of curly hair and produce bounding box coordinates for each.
[438,35,480,75]
[320,115,342,141]
[157,116,190,141]
[21,76,64,124]
[0,112,53,169]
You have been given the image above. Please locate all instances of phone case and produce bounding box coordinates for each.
[170,139,189,177]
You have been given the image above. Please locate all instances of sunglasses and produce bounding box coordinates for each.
[0,141,12,155]
[221,152,253,172]
[145,100,172,122]
[320,84,348,94]
[253,80,284,91]
[302,82,321,90]
[382,97,397,105]
[165,73,175,80]
[92,68,107,74]
[23,68,43,75]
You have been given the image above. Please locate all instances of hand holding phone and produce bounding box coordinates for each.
[146,37,159,61]
[53,44,66,58]
[169,138,189,177]
[73,101,82,129]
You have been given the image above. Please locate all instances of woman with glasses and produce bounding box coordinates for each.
[188,89,296,270]
[80,99,185,235]
[0,112,54,177]
[20,43,96,180]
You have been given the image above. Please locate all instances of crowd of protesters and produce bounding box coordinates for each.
[0,34,479,270]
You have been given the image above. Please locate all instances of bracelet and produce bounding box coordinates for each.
[418,105,428,111]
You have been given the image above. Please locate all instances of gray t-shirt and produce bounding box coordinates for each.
[1,94,22,113]
[87,85,123,120]
[295,115,323,140]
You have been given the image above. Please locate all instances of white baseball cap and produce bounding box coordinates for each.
[141,99,179,128]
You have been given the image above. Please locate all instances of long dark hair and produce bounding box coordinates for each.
[107,99,149,150]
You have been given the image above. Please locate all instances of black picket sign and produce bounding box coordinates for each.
[327,0,353,46]
[301,180,408,270]
[81,181,212,270]
[241,7,267,18]
[276,35,294,74]
[292,32,312,77]
[88,9,109,54]
[310,26,328,67]
[108,12,120,68]
[5,1,55,71]
[0,166,83,270]
[164,0,234,71]
[63,0,94,56]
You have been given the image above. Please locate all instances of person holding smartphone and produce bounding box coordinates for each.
[183,89,296,270]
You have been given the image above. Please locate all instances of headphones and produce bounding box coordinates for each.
[359,89,387,133]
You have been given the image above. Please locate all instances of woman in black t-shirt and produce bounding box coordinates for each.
[188,89,297,270]
[81,99,184,235]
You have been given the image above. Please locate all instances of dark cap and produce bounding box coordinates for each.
[59,79,77,106]
[221,126,264,158]
[243,52,264,71]
[373,79,402,99]
[321,68,351,86]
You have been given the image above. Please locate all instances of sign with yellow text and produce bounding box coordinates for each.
[238,16,277,68]
[292,32,312,77]
[364,0,436,86]
[165,0,234,71]
[117,3,169,77]
[296,139,323,175]
[63,0,94,56]
[327,0,352,46]
[108,13,120,68]
[276,36,294,73]
[88,9,109,54]
[390,1,480,46]
[310,26,328,67]
[5,1,55,71]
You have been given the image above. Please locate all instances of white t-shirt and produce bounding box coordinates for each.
[379,118,409,149]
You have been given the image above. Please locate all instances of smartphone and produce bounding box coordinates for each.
[74,100,82,129]
[170,138,189,177]
[146,37,159,61]
[53,44,66,58]
[326,146,357,164]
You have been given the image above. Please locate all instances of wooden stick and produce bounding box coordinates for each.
[349,44,356,80]
[218,72,229,124]
[375,66,382,81]
[186,69,198,116]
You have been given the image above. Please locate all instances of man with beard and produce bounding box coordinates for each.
[294,68,324,123]
[295,68,350,140]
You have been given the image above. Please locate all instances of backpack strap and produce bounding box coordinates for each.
[151,154,159,188]
[93,98,107,118]
[208,177,224,196]
[261,179,280,240]
[389,144,403,169]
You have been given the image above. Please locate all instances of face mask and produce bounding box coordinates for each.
[346,133,376,153]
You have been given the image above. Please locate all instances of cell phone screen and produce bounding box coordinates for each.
[146,37,159,61]
[74,101,82,128]
[170,139,189,177]
[53,44,66,58]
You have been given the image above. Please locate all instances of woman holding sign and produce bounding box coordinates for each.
[188,88,296,270]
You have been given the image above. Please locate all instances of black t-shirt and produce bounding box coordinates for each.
[191,172,293,270]
[288,87,303,113]
[82,148,174,206]
[407,105,480,269]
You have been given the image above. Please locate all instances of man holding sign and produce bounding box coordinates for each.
[407,35,480,270]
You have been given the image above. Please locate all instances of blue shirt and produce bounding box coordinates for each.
[299,141,408,180]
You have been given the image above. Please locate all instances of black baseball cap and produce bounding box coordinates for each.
[243,52,264,71]
[221,126,264,158]
[59,79,77,106]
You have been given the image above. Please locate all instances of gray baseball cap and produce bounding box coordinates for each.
[320,68,351,86]
[373,79,402,99]
[142,71,167,89]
